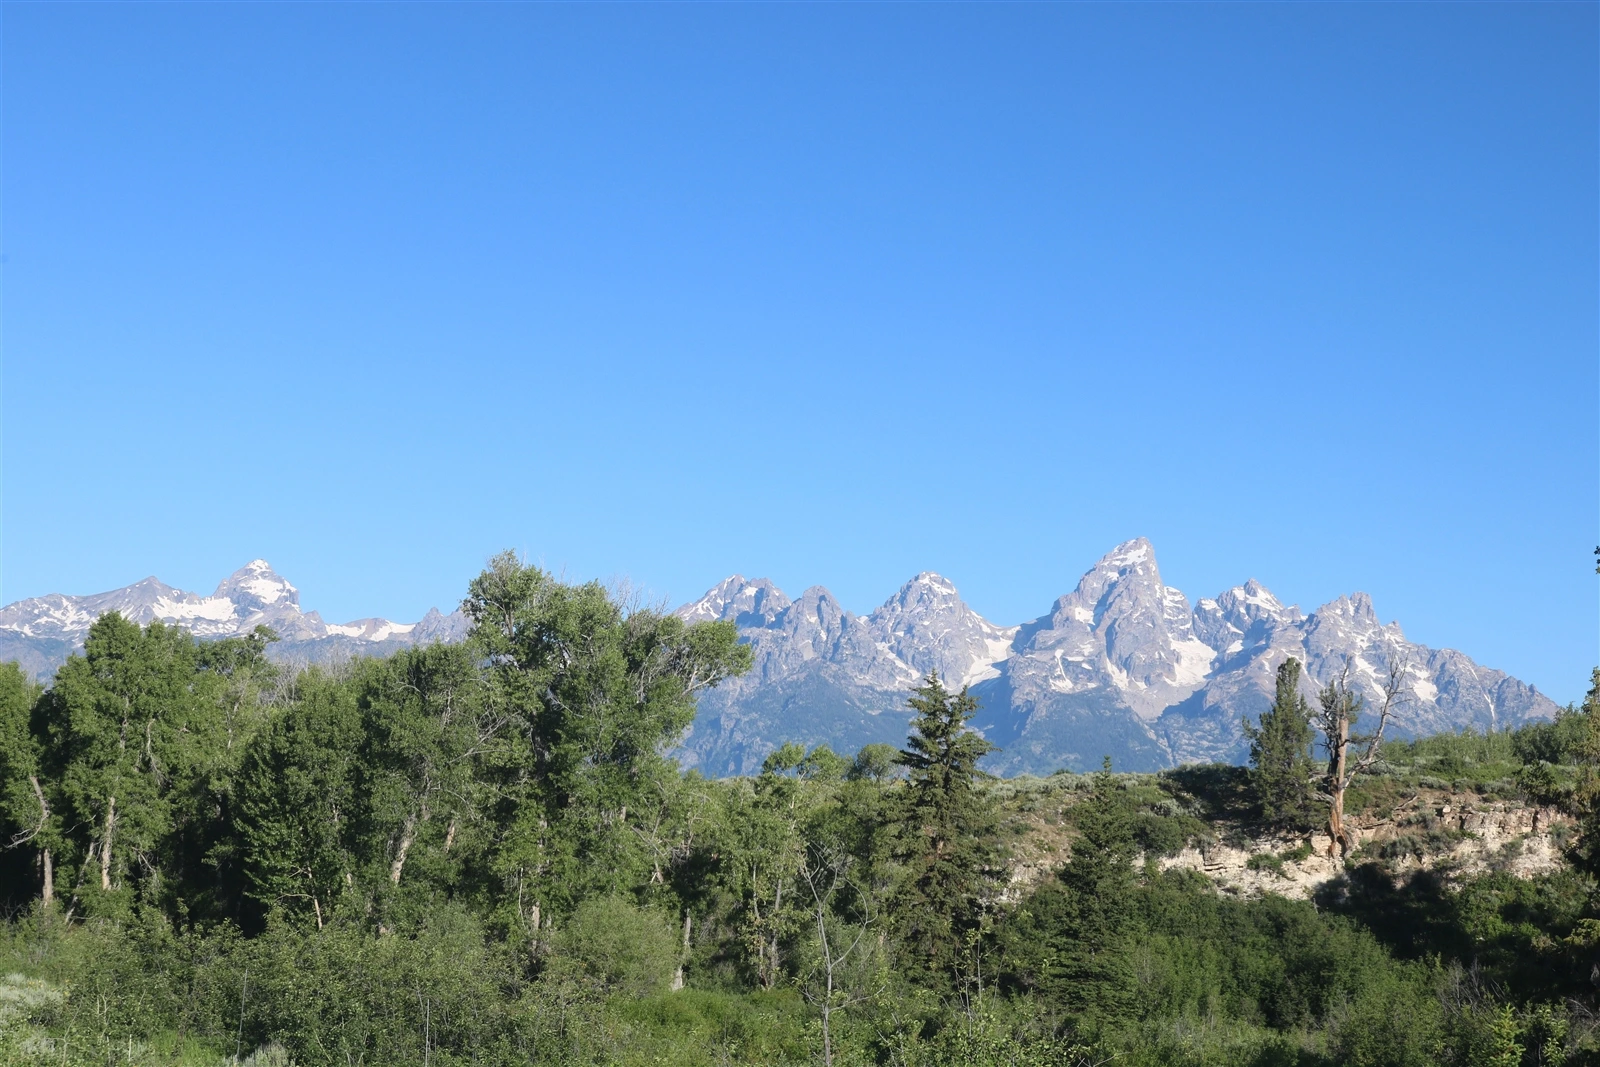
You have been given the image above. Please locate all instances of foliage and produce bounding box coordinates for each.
[1243,658,1317,831]
[546,895,681,997]
[890,672,1001,987]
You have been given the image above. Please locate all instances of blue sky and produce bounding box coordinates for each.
[3,4,1595,702]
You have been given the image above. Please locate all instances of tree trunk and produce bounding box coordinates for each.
[390,812,419,885]
[1326,708,1350,858]
[26,775,53,907]
[99,796,116,891]
[671,912,691,991]
[767,881,783,991]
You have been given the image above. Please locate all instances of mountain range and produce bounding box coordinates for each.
[0,541,1560,774]
[673,538,1560,774]
[0,560,470,680]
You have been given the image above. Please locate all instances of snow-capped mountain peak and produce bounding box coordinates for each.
[213,559,299,612]
[676,575,791,629]
[0,563,470,680]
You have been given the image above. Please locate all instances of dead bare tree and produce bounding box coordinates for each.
[797,845,878,1067]
[1313,656,1407,858]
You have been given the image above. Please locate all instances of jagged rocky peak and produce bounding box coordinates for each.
[780,586,853,644]
[875,572,962,615]
[1194,579,1299,655]
[1217,579,1291,626]
[1303,592,1407,670]
[1316,591,1386,631]
[676,576,792,628]
[866,572,1017,688]
[1003,537,1214,721]
[1051,536,1160,619]
[213,559,300,613]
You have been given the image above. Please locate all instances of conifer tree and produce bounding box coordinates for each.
[890,672,999,984]
[1243,657,1316,831]
[1005,757,1138,1025]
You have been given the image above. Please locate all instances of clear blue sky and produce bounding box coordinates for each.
[3,3,1595,702]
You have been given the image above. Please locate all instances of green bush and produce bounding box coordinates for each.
[547,896,681,998]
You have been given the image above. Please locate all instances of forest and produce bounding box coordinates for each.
[0,552,1594,1067]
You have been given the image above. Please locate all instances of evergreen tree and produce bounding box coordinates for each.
[1002,758,1137,1027]
[233,668,364,930]
[890,671,999,985]
[1243,657,1316,831]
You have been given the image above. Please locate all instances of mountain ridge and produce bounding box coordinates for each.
[0,560,470,678]
[675,538,1559,775]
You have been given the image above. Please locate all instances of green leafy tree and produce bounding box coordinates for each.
[461,552,750,923]
[722,748,811,989]
[0,663,51,905]
[352,642,490,902]
[1243,657,1317,831]
[33,615,229,914]
[847,743,900,783]
[1566,668,1600,877]
[891,672,999,986]
[171,625,281,918]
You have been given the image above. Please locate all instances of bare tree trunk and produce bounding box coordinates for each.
[22,775,53,907]
[1318,658,1405,860]
[312,896,323,930]
[671,912,691,991]
[391,812,419,885]
[1327,705,1351,858]
[99,797,116,891]
[819,912,836,1067]
[443,818,457,853]
[767,881,782,990]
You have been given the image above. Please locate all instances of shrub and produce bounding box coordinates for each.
[547,896,681,998]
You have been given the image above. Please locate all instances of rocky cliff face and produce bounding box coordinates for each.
[1002,787,1572,903]
[675,539,1560,775]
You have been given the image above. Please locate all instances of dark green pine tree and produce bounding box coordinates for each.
[891,672,999,985]
[1243,657,1317,832]
[1007,757,1138,1026]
